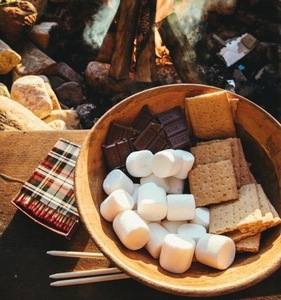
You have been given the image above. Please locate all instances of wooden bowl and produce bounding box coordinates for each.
[75,84,281,297]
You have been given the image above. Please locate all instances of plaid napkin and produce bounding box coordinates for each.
[12,139,81,237]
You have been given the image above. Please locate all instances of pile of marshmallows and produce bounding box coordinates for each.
[100,149,236,274]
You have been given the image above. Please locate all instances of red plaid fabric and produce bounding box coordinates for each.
[12,139,80,236]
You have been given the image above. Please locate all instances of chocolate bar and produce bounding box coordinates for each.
[133,122,169,153]
[156,106,191,149]
[102,138,135,170]
[106,122,139,144]
[131,105,155,131]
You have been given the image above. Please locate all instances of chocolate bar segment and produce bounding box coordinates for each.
[156,106,191,149]
[133,122,169,153]
[131,105,155,131]
[106,122,139,144]
[102,138,135,170]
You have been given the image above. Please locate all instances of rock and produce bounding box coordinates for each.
[76,103,98,129]
[10,75,53,119]
[0,1,37,50]
[13,42,56,79]
[42,62,83,85]
[42,109,80,129]
[39,75,62,110]
[0,83,11,98]
[28,22,59,52]
[0,95,53,131]
[85,61,135,97]
[48,119,68,130]
[0,40,22,74]
[54,81,85,108]
[48,76,67,89]
[27,0,48,17]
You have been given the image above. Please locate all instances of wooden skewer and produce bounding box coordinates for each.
[47,250,104,259]
[50,273,129,287]
[50,267,122,279]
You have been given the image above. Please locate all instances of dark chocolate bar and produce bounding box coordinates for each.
[102,138,135,170]
[156,106,191,149]
[131,105,155,131]
[106,122,139,144]
[133,122,169,153]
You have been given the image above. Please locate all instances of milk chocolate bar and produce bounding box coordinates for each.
[156,106,191,149]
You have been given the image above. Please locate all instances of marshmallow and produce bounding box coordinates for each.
[195,234,236,270]
[113,210,150,250]
[166,194,195,221]
[100,189,134,222]
[137,182,167,221]
[190,207,210,230]
[126,150,153,177]
[177,223,207,243]
[152,149,183,178]
[161,219,187,233]
[159,234,195,273]
[145,223,169,259]
[103,169,134,195]
[131,183,140,209]
[140,173,170,192]
[174,150,195,179]
[166,177,185,194]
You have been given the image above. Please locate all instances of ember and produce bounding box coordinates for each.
[0,0,280,129]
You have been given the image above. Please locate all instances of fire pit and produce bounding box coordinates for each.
[0,0,280,130]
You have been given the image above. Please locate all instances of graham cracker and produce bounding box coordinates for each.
[256,184,281,229]
[189,159,238,207]
[191,139,233,166]
[224,229,255,242]
[191,138,242,188]
[209,183,263,234]
[236,138,255,186]
[235,233,261,253]
[228,97,239,118]
[224,184,281,241]
[185,90,236,139]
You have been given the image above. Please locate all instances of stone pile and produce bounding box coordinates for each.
[0,0,280,131]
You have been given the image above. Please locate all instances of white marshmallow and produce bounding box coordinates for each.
[190,207,210,230]
[137,182,167,221]
[159,234,195,273]
[145,223,169,259]
[131,183,140,209]
[103,169,134,195]
[126,150,153,177]
[166,194,196,221]
[140,173,170,192]
[195,234,236,270]
[166,177,185,194]
[174,150,195,179]
[161,219,187,233]
[152,149,183,178]
[177,223,207,243]
[113,210,150,250]
[100,189,134,222]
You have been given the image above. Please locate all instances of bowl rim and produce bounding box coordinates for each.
[75,83,281,297]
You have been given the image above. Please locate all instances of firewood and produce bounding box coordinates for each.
[156,12,204,83]
[135,0,157,83]
[110,0,141,80]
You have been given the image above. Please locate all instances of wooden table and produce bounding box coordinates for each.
[0,130,280,300]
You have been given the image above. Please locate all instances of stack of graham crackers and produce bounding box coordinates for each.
[185,90,281,253]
